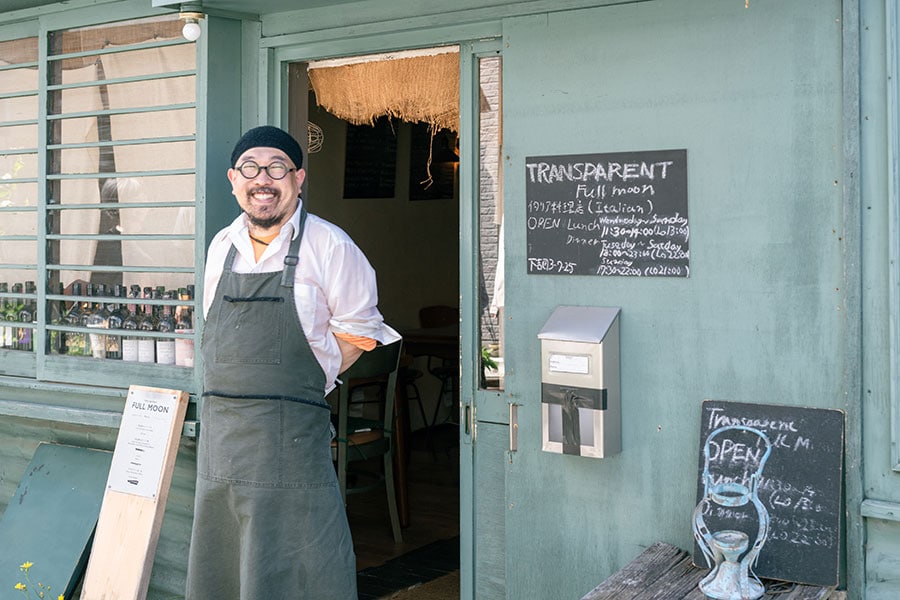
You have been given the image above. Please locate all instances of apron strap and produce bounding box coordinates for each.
[281,206,307,288]
[222,206,308,281]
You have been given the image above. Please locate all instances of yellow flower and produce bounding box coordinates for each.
[58,595,64,600]
[14,582,27,590]
[19,562,33,572]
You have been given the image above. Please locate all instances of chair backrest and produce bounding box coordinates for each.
[336,340,403,450]
[419,305,458,329]
[341,339,403,383]
[334,340,405,541]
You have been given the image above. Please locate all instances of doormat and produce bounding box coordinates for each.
[357,536,460,600]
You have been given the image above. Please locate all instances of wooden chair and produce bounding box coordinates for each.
[331,340,403,542]
[418,305,460,428]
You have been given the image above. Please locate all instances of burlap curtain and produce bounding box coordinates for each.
[308,51,459,133]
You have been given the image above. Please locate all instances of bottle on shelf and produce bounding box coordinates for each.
[104,284,125,360]
[0,282,12,349]
[136,287,157,363]
[175,286,194,367]
[16,281,37,352]
[8,283,23,351]
[63,282,86,356]
[121,300,141,362]
[48,281,67,355]
[86,283,110,359]
[79,284,95,357]
[155,290,176,365]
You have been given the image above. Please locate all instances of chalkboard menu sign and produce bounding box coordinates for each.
[525,149,689,277]
[693,400,844,587]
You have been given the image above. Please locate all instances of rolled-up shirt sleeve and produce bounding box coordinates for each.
[324,238,401,346]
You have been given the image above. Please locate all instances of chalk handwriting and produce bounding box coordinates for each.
[525,160,673,183]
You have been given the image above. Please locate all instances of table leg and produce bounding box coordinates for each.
[393,384,410,528]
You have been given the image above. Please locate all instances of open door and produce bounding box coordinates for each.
[282,39,505,599]
[458,40,507,600]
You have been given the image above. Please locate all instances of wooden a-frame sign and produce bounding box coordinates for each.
[80,385,188,600]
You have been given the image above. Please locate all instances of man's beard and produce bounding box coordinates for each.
[243,188,296,229]
[246,211,286,230]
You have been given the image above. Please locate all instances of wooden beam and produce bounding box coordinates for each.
[80,385,188,600]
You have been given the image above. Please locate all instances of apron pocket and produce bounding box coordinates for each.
[215,295,284,364]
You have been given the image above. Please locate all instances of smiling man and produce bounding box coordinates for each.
[186,125,398,600]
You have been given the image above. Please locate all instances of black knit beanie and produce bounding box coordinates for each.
[230,125,304,169]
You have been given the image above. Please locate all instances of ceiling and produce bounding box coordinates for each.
[3,0,352,16]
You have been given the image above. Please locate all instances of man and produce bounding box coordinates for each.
[186,125,397,599]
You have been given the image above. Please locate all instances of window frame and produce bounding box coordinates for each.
[0,4,201,395]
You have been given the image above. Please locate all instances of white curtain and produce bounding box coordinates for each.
[0,64,38,284]
[101,44,196,290]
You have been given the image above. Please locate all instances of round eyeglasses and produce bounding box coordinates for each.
[236,160,296,180]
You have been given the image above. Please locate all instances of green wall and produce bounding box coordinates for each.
[499,1,848,597]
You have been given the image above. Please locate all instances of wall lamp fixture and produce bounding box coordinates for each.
[179,11,205,41]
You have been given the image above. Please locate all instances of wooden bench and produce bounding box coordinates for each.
[581,541,839,600]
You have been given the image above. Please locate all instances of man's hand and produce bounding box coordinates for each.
[336,335,364,374]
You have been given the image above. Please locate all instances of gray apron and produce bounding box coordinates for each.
[186,210,357,600]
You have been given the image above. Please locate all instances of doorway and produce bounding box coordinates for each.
[288,47,473,598]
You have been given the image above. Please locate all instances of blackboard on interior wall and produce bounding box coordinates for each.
[525,149,689,276]
[343,116,397,199]
[693,399,845,587]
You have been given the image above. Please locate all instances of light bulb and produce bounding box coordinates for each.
[182,20,201,41]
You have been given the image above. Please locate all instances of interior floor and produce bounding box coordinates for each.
[349,426,460,597]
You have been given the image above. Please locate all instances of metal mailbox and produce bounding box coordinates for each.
[537,306,621,458]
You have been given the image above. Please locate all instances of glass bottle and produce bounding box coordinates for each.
[18,281,37,352]
[155,291,176,365]
[86,283,110,359]
[79,284,95,356]
[0,282,11,349]
[121,301,140,362]
[9,283,23,351]
[104,284,125,360]
[136,287,157,363]
[175,286,194,367]
[63,282,86,356]
[48,282,67,355]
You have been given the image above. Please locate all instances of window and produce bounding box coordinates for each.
[0,34,39,377]
[0,15,198,390]
[478,55,503,390]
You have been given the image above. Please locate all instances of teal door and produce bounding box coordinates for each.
[458,39,509,600]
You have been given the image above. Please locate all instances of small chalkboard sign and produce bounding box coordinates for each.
[525,149,688,277]
[693,400,844,587]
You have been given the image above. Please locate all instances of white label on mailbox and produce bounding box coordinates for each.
[548,353,590,375]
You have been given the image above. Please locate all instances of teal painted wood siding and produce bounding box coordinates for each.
[0,413,196,599]
[500,1,849,598]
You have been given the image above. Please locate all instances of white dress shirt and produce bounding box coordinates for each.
[204,201,399,393]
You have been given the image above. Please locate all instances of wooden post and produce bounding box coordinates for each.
[80,385,188,600]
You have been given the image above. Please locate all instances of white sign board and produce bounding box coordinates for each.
[107,387,181,498]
